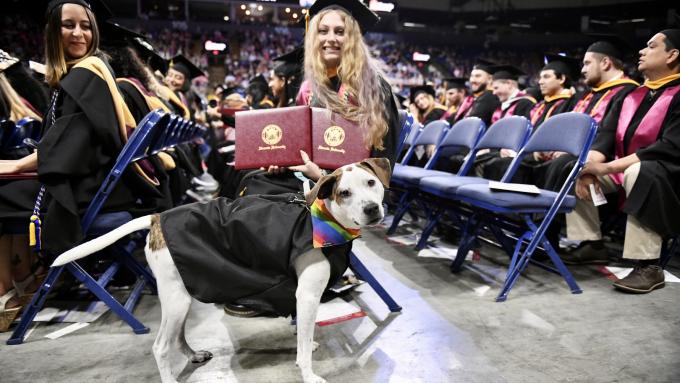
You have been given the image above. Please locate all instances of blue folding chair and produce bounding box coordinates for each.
[387,118,486,236]
[7,109,170,345]
[387,120,449,234]
[452,112,598,301]
[413,116,532,250]
[394,110,415,158]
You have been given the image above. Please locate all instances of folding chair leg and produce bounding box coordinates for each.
[67,262,150,334]
[387,192,412,235]
[415,210,443,251]
[450,215,481,273]
[659,237,678,269]
[349,251,402,312]
[7,266,65,345]
[540,237,581,294]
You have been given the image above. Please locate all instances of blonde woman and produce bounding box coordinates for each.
[234,0,399,197]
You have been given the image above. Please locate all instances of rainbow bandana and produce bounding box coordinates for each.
[311,199,361,248]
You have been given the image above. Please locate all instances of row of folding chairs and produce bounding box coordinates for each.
[7,109,206,345]
[388,112,599,301]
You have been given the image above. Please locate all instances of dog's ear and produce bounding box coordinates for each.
[358,158,391,188]
[305,171,339,205]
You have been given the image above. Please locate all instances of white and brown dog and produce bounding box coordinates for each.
[51,158,391,383]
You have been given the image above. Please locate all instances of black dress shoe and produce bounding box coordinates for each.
[223,303,265,318]
[613,264,665,293]
[560,240,609,265]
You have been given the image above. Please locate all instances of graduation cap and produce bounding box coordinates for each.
[473,58,496,74]
[168,55,204,80]
[443,77,467,90]
[489,64,525,82]
[131,37,168,74]
[100,21,145,47]
[543,54,581,81]
[305,0,380,34]
[42,0,113,25]
[586,34,632,62]
[273,46,304,78]
[409,84,435,103]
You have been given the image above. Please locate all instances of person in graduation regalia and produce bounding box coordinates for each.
[0,0,154,274]
[246,74,275,109]
[564,29,680,293]
[233,0,400,198]
[528,54,579,128]
[452,59,500,127]
[270,46,304,108]
[538,38,640,193]
[441,77,467,125]
[410,84,447,125]
[164,54,204,119]
[489,64,535,123]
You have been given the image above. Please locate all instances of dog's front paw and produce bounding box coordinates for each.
[191,350,214,363]
[312,341,320,352]
[302,373,327,383]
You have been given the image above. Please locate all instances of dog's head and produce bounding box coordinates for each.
[306,158,391,229]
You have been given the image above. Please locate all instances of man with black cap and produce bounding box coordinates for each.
[529,54,579,128]
[538,38,639,197]
[565,29,680,293]
[489,64,536,123]
[452,60,500,127]
[441,77,467,124]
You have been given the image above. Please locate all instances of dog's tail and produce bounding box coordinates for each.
[51,215,153,267]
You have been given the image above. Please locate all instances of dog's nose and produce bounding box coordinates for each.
[363,203,380,218]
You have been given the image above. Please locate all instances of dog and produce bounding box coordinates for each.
[51,158,391,383]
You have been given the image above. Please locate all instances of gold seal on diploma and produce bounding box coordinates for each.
[323,126,345,147]
[261,124,283,145]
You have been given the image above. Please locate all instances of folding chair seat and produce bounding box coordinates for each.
[7,109,170,345]
[404,117,531,248]
[450,112,597,301]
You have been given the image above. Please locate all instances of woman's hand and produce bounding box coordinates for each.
[288,150,324,181]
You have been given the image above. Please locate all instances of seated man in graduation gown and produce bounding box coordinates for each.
[539,38,640,192]
[452,60,501,127]
[482,54,580,182]
[441,77,467,125]
[489,64,536,123]
[564,29,680,293]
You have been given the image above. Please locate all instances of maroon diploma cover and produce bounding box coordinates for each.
[235,106,370,170]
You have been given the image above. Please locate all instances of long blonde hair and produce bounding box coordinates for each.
[304,8,388,150]
[44,4,100,87]
[0,73,42,121]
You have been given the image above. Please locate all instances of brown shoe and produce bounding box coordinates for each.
[613,264,665,293]
[561,240,609,265]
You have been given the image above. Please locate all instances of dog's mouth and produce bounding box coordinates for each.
[354,217,383,227]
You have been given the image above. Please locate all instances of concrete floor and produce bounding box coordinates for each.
[1,220,679,383]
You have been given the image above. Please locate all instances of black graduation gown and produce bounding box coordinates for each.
[467,91,501,127]
[591,78,680,237]
[36,65,140,254]
[160,193,351,316]
[481,95,573,183]
[501,97,535,119]
[419,106,446,126]
[537,82,638,190]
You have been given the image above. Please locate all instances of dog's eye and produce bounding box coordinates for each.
[367,179,376,187]
[339,189,352,198]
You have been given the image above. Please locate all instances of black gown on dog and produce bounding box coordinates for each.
[159,193,351,316]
